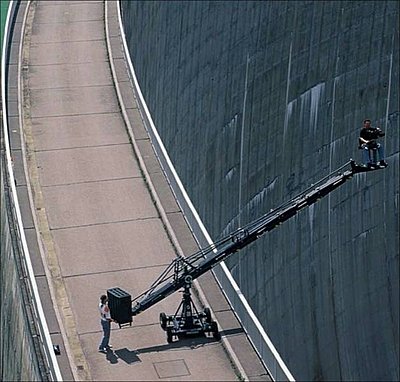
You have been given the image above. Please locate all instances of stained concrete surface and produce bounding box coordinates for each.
[121,1,399,380]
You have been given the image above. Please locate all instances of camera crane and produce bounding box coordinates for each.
[107,159,387,343]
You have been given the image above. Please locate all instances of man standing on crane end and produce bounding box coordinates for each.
[359,118,388,168]
[98,294,114,353]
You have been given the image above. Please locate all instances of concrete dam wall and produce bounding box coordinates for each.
[0,157,42,381]
[120,1,399,380]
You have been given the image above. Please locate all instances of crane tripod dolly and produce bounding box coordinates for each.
[108,257,222,343]
[107,159,387,343]
[159,274,220,343]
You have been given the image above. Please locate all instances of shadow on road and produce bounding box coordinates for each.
[136,335,218,354]
[105,347,141,365]
[105,329,243,366]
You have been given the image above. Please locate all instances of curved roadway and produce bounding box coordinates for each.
[11,1,271,381]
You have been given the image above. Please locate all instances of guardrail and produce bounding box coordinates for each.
[115,1,295,380]
[1,1,62,380]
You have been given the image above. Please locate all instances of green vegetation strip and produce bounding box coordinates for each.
[1,1,10,56]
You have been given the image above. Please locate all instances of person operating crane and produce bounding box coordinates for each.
[359,118,387,168]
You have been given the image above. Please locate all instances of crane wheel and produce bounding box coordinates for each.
[211,321,220,340]
[166,328,173,343]
[204,307,212,323]
[160,312,167,330]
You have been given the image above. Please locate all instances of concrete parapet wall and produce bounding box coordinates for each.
[1,2,42,379]
[1,139,42,381]
[120,1,399,380]
[1,2,61,380]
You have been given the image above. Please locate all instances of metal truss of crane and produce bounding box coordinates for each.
[107,159,387,342]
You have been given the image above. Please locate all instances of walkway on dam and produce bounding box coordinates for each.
[11,1,271,380]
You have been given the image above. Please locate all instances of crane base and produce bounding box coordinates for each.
[160,311,220,343]
[159,279,220,343]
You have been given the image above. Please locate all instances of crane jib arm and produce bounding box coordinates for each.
[108,160,385,319]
